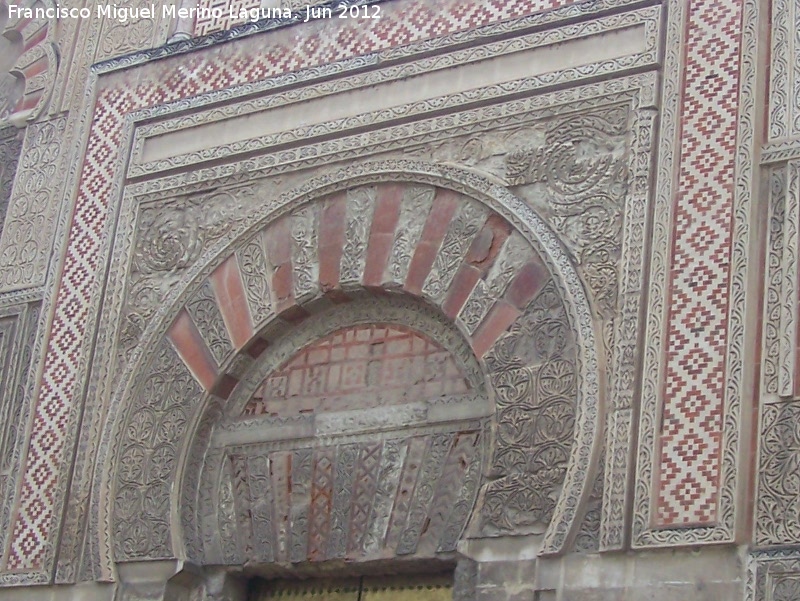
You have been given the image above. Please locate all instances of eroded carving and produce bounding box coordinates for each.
[479,279,577,536]
[122,188,257,355]
[113,341,201,560]
[0,117,67,291]
[0,128,22,238]
[508,107,629,318]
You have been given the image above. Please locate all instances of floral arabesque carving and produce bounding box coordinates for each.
[479,279,577,536]
[113,340,200,560]
[121,187,259,357]
[756,400,800,545]
[0,128,22,238]
[0,116,67,291]
[506,107,629,318]
[104,165,601,571]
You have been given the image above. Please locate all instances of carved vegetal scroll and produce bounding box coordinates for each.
[0,0,57,127]
[747,552,800,601]
[478,278,577,536]
[0,127,21,237]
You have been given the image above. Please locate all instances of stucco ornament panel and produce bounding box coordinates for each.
[93,0,177,61]
[507,106,629,319]
[478,278,577,536]
[113,338,201,560]
[0,0,58,127]
[102,163,602,572]
[0,116,67,292]
[755,399,800,545]
[747,552,800,601]
[0,128,22,238]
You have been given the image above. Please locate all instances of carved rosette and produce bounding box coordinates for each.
[121,188,258,357]
[505,107,629,320]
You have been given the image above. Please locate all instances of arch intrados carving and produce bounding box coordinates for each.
[99,161,602,577]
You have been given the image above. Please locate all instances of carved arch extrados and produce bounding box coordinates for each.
[96,160,603,576]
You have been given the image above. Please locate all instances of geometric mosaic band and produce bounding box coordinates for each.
[654,0,744,527]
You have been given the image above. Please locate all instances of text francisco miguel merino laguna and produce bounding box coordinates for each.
[6,3,357,24]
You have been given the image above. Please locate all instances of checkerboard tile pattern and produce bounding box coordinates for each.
[5,0,574,572]
[655,0,743,526]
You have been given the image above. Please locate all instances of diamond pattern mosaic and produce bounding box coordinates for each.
[655,0,743,526]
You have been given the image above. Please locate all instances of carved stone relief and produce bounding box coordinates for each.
[0,0,57,127]
[477,279,577,536]
[93,0,177,62]
[0,127,22,238]
[747,552,800,601]
[767,0,800,143]
[507,106,629,320]
[121,186,262,358]
[0,116,67,292]
[113,339,201,560]
[3,0,658,584]
[756,162,800,547]
[104,166,601,575]
[761,162,799,399]
[755,400,800,545]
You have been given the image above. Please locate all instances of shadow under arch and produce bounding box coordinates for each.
[94,160,603,580]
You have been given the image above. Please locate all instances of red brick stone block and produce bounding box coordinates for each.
[210,255,254,350]
[265,217,292,265]
[465,214,511,267]
[168,310,219,391]
[318,194,347,292]
[212,374,240,400]
[471,300,520,358]
[443,214,513,317]
[404,188,460,294]
[246,336,270,359]
[442,264,482,319]
[505,259,549,310]
[363,184,404,286]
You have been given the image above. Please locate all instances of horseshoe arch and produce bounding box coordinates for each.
[99,161,603,578]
